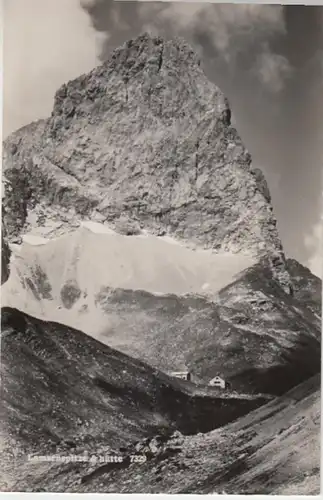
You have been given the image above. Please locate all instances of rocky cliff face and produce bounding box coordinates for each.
[1,236,10,285]
[1,221,11,285]
[2,33,291,293]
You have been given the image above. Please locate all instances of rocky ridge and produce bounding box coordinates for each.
[2,33,291,293]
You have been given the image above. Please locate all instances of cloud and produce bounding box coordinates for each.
[81,1,289,81]
[254,46,292,93]
[3,0,100,137]
[159,3,286,56]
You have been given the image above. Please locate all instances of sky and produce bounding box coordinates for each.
[2,0,323,277]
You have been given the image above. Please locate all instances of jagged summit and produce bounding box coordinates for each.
[3,33,291,292]
[49,32,229,137]
[67,32,204,90]
[109,32,202,69]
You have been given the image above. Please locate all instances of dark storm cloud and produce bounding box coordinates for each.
[80,1,322,270]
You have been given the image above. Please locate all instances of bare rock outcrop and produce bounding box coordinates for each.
[1,224,11,285]
[2,33,291,293]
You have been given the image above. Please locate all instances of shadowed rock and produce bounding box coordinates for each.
[1,224,11,285]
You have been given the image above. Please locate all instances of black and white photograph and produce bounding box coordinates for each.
[0,0,322,494]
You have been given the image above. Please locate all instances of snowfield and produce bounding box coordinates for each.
[2,222,255,335]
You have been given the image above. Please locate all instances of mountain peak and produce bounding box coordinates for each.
[49,32,228,133]
[3,33,292,293]
[106,32,202,72]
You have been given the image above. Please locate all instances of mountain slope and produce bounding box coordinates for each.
[1,307,267,449]
[286,258,322,317]
[2,33,291,293]
[94,259,321,395]
[0,307,269,491]
[74,374,320,495]
[2,226,320,396]
[5,372,320,494]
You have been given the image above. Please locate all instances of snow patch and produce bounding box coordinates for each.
[2,225,256,337]
[22,235,49,245]
[81,221,117,235]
